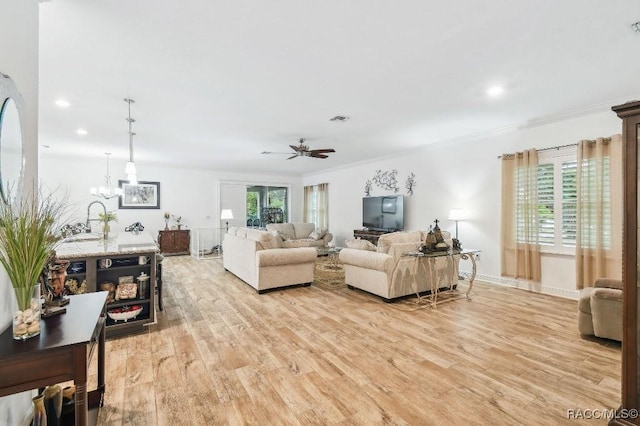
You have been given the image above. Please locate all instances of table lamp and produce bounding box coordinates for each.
[448,208,465,249]
[221,209,234,232]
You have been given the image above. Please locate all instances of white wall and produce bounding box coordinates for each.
[303,110,623,299]
[0,0,40,423]
[38,155,303,241]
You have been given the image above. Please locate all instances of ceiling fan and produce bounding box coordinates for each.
[262,138,336,160]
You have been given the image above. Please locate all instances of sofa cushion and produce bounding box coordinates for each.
[309,228,327,240]
[246,229,280,249]
[282,239,321,248]
[270,229,290,241]
[266,223,296,240]
[377,231,422,254]
[345,239,377,251]
[292,222,315,239]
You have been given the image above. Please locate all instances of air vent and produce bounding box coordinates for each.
[633,21,640,34]
[329,115,349,122]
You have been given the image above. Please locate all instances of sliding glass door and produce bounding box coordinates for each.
[246,185,288,227]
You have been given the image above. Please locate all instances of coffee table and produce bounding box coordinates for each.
[316,246,343,269]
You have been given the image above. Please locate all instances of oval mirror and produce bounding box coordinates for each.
[0,74,25,203]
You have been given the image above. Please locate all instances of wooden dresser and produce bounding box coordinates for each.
[158,229,190,255]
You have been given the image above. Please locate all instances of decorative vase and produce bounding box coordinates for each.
[164,218,169,230]
[44,385,63,426]
[177,224,182,230]
[60,385,75,420]
[102,223,110,234]
[12,283,41,340]
[32,393,48,426]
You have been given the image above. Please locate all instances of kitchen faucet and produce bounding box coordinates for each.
[86,200,108,239]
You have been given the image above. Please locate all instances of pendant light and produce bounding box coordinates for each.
[124,98,137,184]
[90,152,123,198]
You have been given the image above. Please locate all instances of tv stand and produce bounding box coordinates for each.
[354,229,394,245]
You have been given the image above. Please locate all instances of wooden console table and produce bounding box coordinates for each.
[353,229,393,245]
[0,291,108,426]
[158,229,190,255]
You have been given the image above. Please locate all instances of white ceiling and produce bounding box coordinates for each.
[38,0,640,176]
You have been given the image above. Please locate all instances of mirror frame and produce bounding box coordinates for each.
[0,73,26,203]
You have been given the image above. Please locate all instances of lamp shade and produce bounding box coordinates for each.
[448,208,465,221]
[220,209,234,220]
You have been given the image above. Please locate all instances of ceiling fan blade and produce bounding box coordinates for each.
[290,144,303,152]
[310,148,335,154]
[309,153,329,159]
[262,151,292,155]
[287,154,299,160]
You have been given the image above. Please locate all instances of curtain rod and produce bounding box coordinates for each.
[497,142,579,159]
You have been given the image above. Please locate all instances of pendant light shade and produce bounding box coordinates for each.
[124,98,137,184]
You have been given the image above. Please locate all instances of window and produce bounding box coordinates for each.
[514,147,611,253]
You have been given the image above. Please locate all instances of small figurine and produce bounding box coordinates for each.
[41,253,71,308]
[432,219,450,251]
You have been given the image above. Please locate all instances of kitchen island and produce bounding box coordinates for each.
[57,232,159,337]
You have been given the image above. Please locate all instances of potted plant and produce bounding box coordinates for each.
[0,189,67,340]
[98,211,117,234]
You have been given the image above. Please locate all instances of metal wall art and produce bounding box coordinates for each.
[372,169,399,193]
[405,172,416,196]
[364,170,416,196]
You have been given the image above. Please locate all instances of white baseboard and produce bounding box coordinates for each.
[459,270,580,300]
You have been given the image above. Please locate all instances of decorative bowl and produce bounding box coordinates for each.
[107,305,143,322]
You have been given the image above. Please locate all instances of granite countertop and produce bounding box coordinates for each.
[56,231,160,259]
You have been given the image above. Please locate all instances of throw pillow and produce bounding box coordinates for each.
[345,238,377,251]
[309,228,327,240]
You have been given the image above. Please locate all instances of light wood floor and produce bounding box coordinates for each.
[92,256,621,425]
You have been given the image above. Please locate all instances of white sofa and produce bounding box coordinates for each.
[222,227,317,293]
[265,222,333,248]
[339,230,460,302]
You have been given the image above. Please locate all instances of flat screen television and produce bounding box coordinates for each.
[362,195,404,231]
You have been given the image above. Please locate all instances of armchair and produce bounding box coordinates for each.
[577,278,622,341]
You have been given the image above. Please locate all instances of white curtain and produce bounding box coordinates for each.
[303,183,329,229]
[575,135,623,289]
[317,183,329,230]
[303,185,314,223]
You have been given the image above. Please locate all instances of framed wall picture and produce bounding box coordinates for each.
[118,180,160,209]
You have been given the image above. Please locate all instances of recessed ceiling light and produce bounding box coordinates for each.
[487,86,504,97]
[76,128,88,136]
[54,99,70,108]
[42,144,50,148]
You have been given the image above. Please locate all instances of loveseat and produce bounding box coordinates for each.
[339,230,460,301]
[222,227,317,293]
[265,222,333,248]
